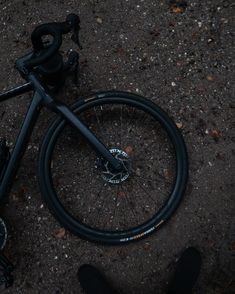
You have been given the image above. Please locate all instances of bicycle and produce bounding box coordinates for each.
[0,14,188,245]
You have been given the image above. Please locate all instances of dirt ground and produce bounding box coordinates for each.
[0,0,234,293]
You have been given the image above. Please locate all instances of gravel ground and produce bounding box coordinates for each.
[0,0,234,293]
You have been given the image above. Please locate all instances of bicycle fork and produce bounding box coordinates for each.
[29,74,123,171]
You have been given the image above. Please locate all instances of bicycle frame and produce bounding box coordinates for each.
[0,74,122,201]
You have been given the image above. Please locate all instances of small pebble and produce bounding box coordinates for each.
[96,17,103,24]
[206,75,214,81]
[176,122,183,129]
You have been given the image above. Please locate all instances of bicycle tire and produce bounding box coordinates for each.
[38,91,188,244]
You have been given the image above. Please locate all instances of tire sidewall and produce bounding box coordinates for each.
[38,91,188,244]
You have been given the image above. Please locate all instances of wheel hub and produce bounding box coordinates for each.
[97,148,131,184]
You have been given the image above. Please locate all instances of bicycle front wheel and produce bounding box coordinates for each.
[39,91,188,244]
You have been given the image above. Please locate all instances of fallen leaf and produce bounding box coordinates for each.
[12,186,27,202]
[171,6,184,13]
[125,146,134,156]
[230,242,235,251]
[55,228,66,239]
[215,152,225,160]
[169,0,187,13]
[206,75,214,81]
[117,191,126,198]
[211,129,221,142]
[163,169,173,180]
[176,122,183,129]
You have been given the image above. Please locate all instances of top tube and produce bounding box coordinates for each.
[0,83,33,103]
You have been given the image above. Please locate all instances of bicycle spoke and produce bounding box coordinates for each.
[135,181,159,206]
[94,184,111,229]
[111,185,119,230]
[133,174,172,200]
[49,97,183,237]
[94,106,105,140]
[131,171,161,185]
[132,170,174,186]
[120,184,139,225]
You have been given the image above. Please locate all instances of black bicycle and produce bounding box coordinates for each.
[0,14,188,245]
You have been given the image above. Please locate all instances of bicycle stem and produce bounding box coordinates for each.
[28,74,123,172]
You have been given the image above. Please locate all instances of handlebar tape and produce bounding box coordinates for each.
[24,14,80,69]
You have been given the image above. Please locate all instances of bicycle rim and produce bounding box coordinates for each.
[39,91,188,244]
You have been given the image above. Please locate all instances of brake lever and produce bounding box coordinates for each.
[66,14,82,49]
[71,28,82,50]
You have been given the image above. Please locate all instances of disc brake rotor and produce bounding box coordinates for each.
[96,148,131,184]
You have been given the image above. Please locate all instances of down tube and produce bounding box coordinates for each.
[0,92,42,201]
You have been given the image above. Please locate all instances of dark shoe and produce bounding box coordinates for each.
[167,247,201,294]
[78,264,117,294]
